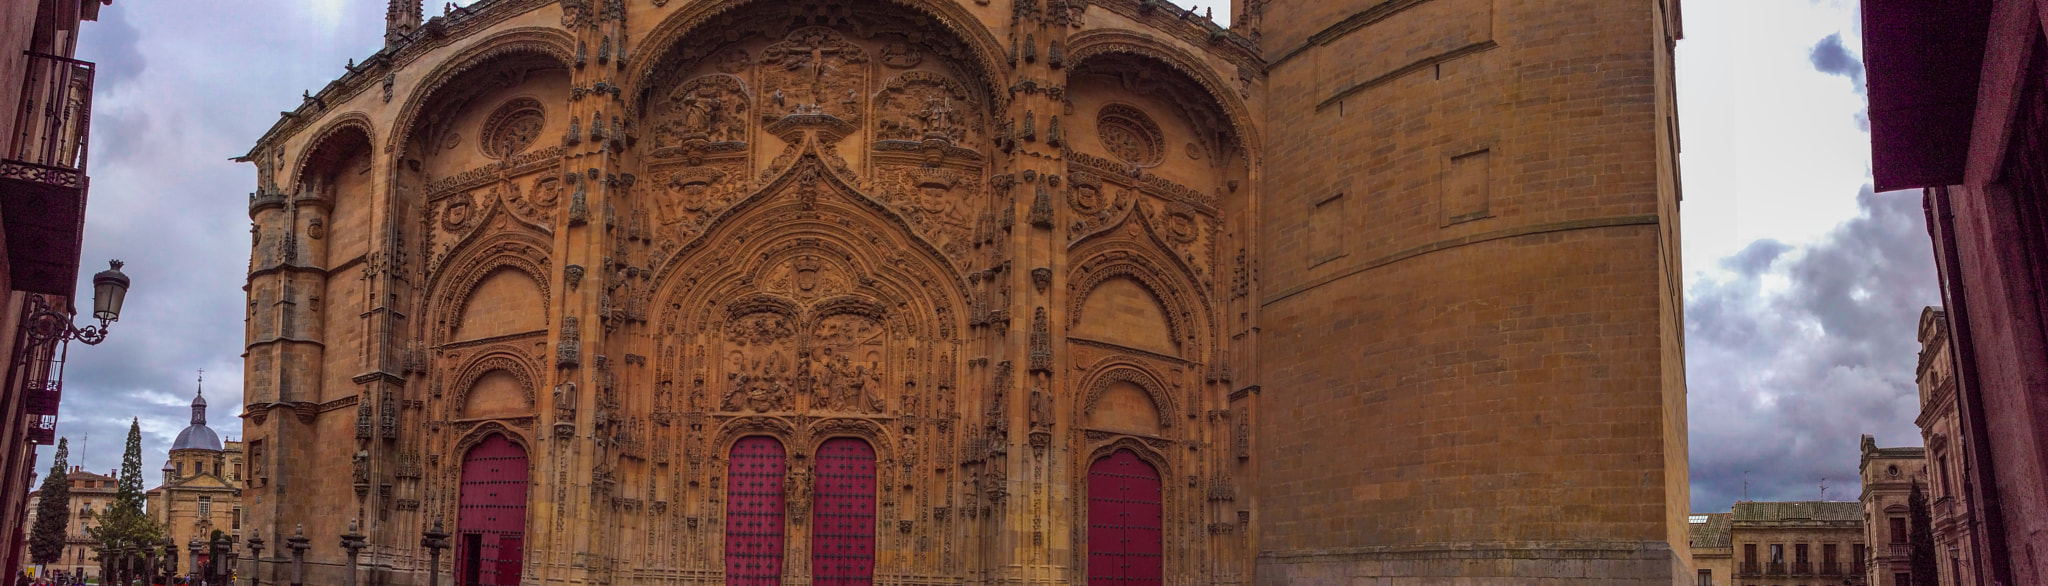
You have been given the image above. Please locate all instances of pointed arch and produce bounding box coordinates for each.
[426,226,553,345]
[448,350,543,420]
[290,113,376,188]
[386,27,575,160]
[1076,362,1177,434]
[1067,29,1260,165]
[1068,245,1207,357]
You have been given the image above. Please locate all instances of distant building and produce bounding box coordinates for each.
[19,467,116,579]
[1721,501,1867,585]
[1916,307,1983,585]
[1689,513,1733,586]
[145,384,243,574]
[1859,435,1930,586]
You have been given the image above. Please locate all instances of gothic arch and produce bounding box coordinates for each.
[627,0,1009,115]
[1066,29,1260,165]
[712,417,801,458]
[448,350,543,419]
[386,26,576,159]
[427,228,554,345]
[450,424,534,469]
[1077,362,1177,433]
[1068,246,1205,356]
[806,417,895,461]
[290,112,375,188]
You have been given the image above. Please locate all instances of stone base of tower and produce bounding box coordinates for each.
[1255,541,1682,585]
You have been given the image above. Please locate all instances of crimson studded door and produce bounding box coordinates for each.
[726,436,788,586]
[1087,450,1163,586]
[812,438,876,585]
[457,434,529,586]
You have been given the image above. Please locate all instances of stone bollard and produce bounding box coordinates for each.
[162,537,178,582]
[419,519,450,586]
[211,532,232,585]
[142,542,156,586]
[187,537,203,584]
[245,530,265,586]
[339,519,367,586]
[285,525,309,586]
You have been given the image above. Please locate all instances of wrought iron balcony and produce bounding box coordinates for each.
[1766,561,1786,575]
[1792,561,1813,575]
[1738,562,1760,577]
[1822,561,1843,575]
[1889,543,1912,558]
[3,51,95,296]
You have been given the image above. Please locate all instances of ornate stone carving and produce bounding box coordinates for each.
[1097,103,1165,167]
[759,27,869,123]
[652,74,751,150]
[480,97,547,159]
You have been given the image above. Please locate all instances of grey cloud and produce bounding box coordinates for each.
[76,1,144,90]
[1809,33,1865,91]
[1688,185,1939,511]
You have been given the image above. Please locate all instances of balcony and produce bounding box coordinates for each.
[1738,562,1760,577]
[1792,561,1813,575]
[3,51,95,297]
[1823,562,1843,576]
[1766,562,1786,575]
[1889,543,1912,558]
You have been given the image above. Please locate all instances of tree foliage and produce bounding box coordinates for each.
[29,438,72,567]
[87,419,161,552]
[1909,478,1939,586]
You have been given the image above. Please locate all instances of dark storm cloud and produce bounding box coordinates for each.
[1809,33,1865,91]
[35,1,386,481]
[1688,186,1939,511]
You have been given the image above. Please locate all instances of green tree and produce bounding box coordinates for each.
[87,419,160,555]
[29,438,72,569]
[1909,478,1939,586]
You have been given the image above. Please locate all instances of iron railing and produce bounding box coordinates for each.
[1792,561,1812,575]
[1766,561,1786,575]
[9,51,94,173]
[1738,562,1760,576]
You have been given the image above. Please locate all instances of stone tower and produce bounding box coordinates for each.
[1250,0,1690,582]
[236,0,1689,584]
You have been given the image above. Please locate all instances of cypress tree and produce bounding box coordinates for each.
[87,419,160,554]
[1909,478,1939,586]
[29,438,72,569]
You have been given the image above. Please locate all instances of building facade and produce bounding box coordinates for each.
[19,468,117,580]
[1725,502,1867,586]
[1915,307,1980,586]
[1859,436,1929,586]
[1689,513,1733,586]
[0,0,115,577]
[1864,1,2048,583]
[146,386,245,574]
[236,0,1691,584]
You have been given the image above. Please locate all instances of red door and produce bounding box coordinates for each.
[812,438,876,586]
[456,434,528,586]
[1088,450,1162,586]
[726,436,787,586]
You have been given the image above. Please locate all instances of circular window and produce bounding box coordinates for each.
[1097,104,1165,167]
[481,97,547,159]
[1887,465,1901,477]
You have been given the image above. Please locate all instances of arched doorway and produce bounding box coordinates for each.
[456,434,528,586]
[726,436,788,585]
[812,437,876,585]
[1087,450,1162,586]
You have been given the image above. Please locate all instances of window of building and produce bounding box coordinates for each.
[1891,517,1908,543]
[1771,544,1784,563]
[232,507,241,530]
[1796,543,1808,563]
[1824,543,1838,572]
[1895,572,1911,586]
[1745,543,1757,563]
[1696,569,1711,586]
[1854,544,1867,572]
[198,495,211,517]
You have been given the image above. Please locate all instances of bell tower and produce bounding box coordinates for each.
[1252,0,1690,583]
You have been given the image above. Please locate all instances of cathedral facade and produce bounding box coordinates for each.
[236,0,1689,584]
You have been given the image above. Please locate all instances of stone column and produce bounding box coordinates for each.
[284,525,309,586]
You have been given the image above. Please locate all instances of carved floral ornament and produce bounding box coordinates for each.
[480,97,547,158]
[1097,103,1165,167]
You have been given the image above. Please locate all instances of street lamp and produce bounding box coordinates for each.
[23,260,132,346]
[420,518,449,586]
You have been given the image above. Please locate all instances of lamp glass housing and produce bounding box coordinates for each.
[91,260,130,322]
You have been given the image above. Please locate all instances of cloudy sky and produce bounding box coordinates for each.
[43,0,1922,513]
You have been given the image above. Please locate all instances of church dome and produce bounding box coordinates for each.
[170,380,221,452]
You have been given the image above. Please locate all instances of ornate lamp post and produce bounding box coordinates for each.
[339,519,366,586]
[419,519,449,586]
[187,537,202,584]
[22,260,131,346]
[284,526,308,586]
[245,530,264,586]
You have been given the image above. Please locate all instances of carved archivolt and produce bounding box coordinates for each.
[1097,104,1165,167]
[289,113,375,187]
[1067,29,1260,164]
[1078,363,1177,432]
[449,425,532,468]
[1068,248,1202,355]
[431,233,553,343]
[387,27,575,159]
[449,350,543,418]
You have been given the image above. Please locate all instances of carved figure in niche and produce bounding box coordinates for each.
[1029,386,1051,430]
[759,27,868,122]
[655,75,750,149]
[876,71,981,145]
[351,450,369,485]
[786,463,813,520]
